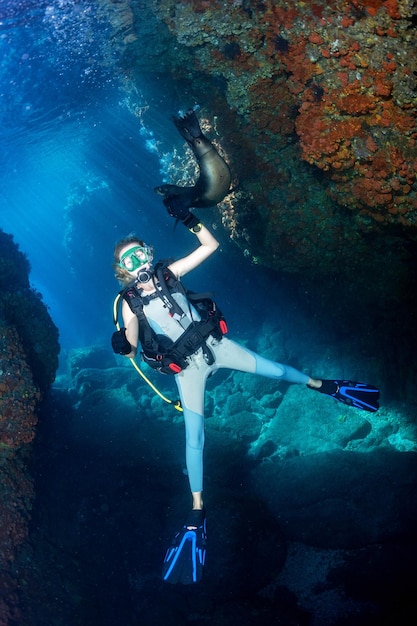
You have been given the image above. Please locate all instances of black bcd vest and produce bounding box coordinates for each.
[119,262,227,375]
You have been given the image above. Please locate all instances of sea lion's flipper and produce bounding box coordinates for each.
[154,184,195,209]
[155,184,193,198]
[173,109,203,144]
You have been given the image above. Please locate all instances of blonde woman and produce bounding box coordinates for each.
[111,110,379,584]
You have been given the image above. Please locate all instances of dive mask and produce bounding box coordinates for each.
[119,245,153,272]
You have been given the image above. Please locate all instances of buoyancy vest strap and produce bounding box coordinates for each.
[121,283,158,352]
[122,265,195,328]
[115,262,226,375]
[187,291,214,301]
[153,264,192,330]
[112,291,183,412]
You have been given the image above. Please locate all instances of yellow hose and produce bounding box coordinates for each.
[128,357,183,411]
[113,293,183,412]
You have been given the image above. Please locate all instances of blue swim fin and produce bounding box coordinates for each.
[312,379,380,412]
[162,509,207,585]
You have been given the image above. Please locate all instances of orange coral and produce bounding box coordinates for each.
[365,135,378,153]
[285,39,317,84]
[308,32,324,45]
[0,322,40,623]
[353,0,400,19]
[336,91,376,115]
[383,0,401,19]
[154,0,417,239]
[0,326,39,450]
[296,96,363,171]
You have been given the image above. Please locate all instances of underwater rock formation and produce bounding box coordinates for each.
[0,231,59,395]
[103,0,417,291]
[38,335,416,624]
[105,0,417,264]
[96,0,417,404]
[0,229,59,623]
[146,0,417,245]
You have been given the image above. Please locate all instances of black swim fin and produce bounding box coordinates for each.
[311,379,380,412]
[162,509,207,585]
[173,108,203,143]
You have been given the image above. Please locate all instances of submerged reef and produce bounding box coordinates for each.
[30,329,416,624]
[0,229,59,623]
[96,0,417,402]
[0,231,59,395]
[151,0,416,244]
[106,0,417,281]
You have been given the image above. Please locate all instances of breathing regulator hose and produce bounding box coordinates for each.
[113,293,183,412]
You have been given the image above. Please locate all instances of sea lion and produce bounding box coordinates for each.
[154,109,231,209]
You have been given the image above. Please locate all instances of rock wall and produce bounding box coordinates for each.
[0,230,59,624]
[37,340,417,624]
[106,0,417,274]
[97,0,417,401]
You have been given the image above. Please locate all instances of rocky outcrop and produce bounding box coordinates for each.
[98,0,417,403]
[105,0,417,277]
[0,229,59,623]
[35,338,416,624]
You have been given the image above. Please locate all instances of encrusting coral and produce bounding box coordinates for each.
[119,0,417,276]
[0,229,60,623]
[0,231,59,394]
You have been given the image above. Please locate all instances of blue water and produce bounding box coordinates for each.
[3,5,416,626]
[1,1,293,359]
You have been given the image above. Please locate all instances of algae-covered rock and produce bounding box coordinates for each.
[250,385,374,459]
[0,229,60,622]
[0,229,60,393]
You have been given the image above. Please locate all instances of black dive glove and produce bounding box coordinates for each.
[111,328,132,355]
[164,195,201,231]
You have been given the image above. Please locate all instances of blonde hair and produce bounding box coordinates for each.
[113,234,152,285]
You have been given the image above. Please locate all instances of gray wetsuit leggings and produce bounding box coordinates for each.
[175,335,309,493]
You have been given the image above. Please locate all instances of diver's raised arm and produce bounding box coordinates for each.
[169,223,219,278]
[163,194,219,277]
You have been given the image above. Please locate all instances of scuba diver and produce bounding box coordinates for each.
[111,109,379,585]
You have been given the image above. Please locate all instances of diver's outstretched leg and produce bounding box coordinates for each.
[173,109,203,143]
